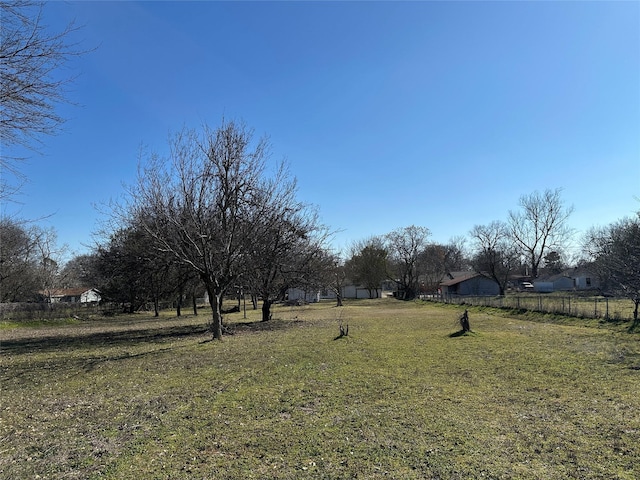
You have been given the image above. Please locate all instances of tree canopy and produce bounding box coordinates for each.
[584,211,640,322]
[126,120,326,338]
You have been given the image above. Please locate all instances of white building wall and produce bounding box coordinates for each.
[287,288,320,303]
[81,289,101,303]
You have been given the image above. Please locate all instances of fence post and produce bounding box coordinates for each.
[538,295,542,312]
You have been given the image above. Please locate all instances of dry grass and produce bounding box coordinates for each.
[1,299,639,479]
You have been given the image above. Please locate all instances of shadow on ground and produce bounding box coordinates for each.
[0,323,210,355]
[448,330,477,338]
[1,317,305,356]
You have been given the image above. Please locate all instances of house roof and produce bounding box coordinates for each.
[567,266,596,278]
[40,287,99,297]
[440,271,486,287]
[535,273,572,283]
[441,271,473,281]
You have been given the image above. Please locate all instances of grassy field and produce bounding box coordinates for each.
[1,299,639,479]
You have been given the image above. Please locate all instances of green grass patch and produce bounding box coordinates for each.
[0,317,82,330]
[1,299,639,479]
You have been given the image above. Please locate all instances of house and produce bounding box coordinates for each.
[534,267,600,292]
[340,285,380,299]
[439,271,500,296]
[287,288,320,303]
[41,287,101,304]
[570,267,599,290]
[533,273,574,293]
[287,282,389,302]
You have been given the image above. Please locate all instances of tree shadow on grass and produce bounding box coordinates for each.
[229,318,304,333]
[449,330,477,338]
[2,317,306,357]
[0,323,210,356]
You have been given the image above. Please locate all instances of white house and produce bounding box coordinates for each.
[287,288,320,303]
[534,268,600,293]
[571,267,599,290]
[287,283,387,302]
[41,288,101,304]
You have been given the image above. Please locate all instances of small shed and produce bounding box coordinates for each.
[287,288,320,303]
[534,274,574,293]
[439,272,500,296]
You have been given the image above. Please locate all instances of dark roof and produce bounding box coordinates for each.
[535,273,572,283]
[440,271,485,287]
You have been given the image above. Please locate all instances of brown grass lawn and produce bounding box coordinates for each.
[1,299,639,479]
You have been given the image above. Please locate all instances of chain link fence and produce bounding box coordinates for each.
[427,293,634,322]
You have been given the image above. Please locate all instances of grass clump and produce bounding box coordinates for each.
[1,299,638,479]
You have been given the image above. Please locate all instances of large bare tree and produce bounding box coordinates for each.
[243,167,327,322]
[470,221,519,295]
[385,225,430,300]
[418,239,468,295]
[507,188,573,278]
[128,120,313,339]
[1,1,83,196]
[0,217,63,301]
[345,236,388,299]
[0,217,39,301]
[583,211,640,323]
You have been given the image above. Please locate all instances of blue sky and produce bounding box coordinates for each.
[3,1,639,260]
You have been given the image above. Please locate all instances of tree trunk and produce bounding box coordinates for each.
[128,291,135,314]
[251,294,258,310]
[176,294,182,317]
[530,253,539,278]
[206,286,223,340]
[262,298,272,322]
[336,293,343,307]
[192,288,198,315]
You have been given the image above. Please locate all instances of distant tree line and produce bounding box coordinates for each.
[0,218,66,302]
[2,3,638,326]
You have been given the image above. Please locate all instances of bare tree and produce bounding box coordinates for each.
[33,226,65,302]
[328,255,347,307]
[345,236,388,299]
[418,239,468,295]
[244,167,327,322]
[1,1,84,195]
[94,226,162,314]
[385,225,430,300]
[583,211,640,323]
[507,188,573,278]
[444,235,469,271]
[128,120,292,339]
[0,217,39,301]
[470,221,519,295]
[59,253,101,288]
